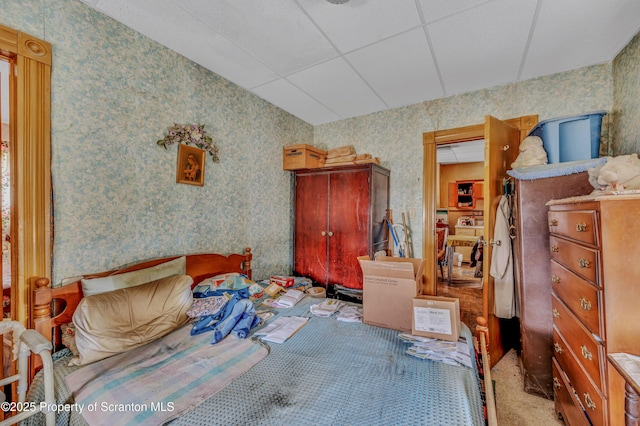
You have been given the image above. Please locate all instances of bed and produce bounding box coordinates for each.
[23,248,496,426]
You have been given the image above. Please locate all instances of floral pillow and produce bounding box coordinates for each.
[186,295,228,319]
[61,322,79,356]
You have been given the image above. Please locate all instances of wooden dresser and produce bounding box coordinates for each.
[548,194,640,426]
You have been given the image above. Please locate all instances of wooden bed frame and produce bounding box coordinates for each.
[30,249,252,373]
[28,247,498,426]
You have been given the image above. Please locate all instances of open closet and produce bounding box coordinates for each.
[422,115,537,367]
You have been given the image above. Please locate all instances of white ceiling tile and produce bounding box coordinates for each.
[252,79,342,125]
[180,0,338,75]
[82,0,640,125]
[428,0,538,96]
[418,0,490,23]
[521,0,640,80]
[288,58,388,119]
[346,28,444,107]
[297,0,421,53]
[93,0,279,88]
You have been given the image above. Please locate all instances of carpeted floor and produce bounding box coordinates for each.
[492,349,563,425]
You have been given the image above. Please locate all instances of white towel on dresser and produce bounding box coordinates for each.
[490,195,516,319]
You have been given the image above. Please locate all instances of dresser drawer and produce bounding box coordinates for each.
[551,261,603,338]
[552,294,605,391]
[548,209,599,247]
[549,236,600,285]
[552,329,606,425]
[553,358,591,426]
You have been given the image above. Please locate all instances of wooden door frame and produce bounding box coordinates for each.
[0,24,52,332]
[422,116,537,296]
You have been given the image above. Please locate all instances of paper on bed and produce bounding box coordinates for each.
[254,316,308,343]
[272,289,305,307]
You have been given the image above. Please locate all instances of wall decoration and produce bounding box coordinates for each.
[158,124,219,162]
[176,144,205,186]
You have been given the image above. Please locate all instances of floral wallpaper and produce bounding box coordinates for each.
[613,30,640,155]
[314,64,613,257]
[2,0,312,285]
[2,0,638,288]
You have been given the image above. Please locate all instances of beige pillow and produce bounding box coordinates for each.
[81,256,186,296]
[70,274,193,366]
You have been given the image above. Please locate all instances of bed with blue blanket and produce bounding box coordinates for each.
[26,250,491,426]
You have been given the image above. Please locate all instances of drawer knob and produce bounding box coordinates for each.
[584,392,596,410]
[552,308,560,318]
[575,223,587,232]
[327,231,334,237]
[550,245,559,253]
[551,275,560,284]
[553,377,561,389]
[321,231,326,236]
[554,342,563,354]
[549,219,558,227]
[580,297,592,311]
[581,345,593,361]
[578,258,590,268]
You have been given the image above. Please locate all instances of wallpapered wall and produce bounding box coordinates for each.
[314,64,614,255]
[3,0,638,287]
[613,30,640,155]
[2,0,313,285]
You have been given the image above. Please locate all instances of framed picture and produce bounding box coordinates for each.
[176,144,205,186]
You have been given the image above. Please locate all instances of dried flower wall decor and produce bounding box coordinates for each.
[157,124,219,162]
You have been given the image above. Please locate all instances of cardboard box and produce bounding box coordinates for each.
[358,256,425,332]
[270,275,294,288]
[412,296,461,342]
[283,144,326,170]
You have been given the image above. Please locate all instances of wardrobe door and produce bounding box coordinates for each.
[294,172,329,285]
[327,169,370,288]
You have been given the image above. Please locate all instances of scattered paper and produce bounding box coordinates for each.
[336,306,362,323]
[254,316,308,343]
[310,299,344,317]
[399,334,472,368]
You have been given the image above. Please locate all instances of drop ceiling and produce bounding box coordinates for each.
[78,0,640,126]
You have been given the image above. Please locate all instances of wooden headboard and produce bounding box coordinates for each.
[31,248,253,369]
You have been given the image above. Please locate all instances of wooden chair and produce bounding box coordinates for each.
[435,224,449,280]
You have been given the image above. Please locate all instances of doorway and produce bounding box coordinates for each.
[0,58,10,319]
[435,141,485,329]
[423,115,537,367]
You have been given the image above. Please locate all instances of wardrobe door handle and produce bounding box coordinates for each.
[327,231,334,237]
[321,231,326,236]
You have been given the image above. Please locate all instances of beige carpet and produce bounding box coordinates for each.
[492,349,563,425]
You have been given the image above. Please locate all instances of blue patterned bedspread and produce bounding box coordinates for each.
[28,297,484,426]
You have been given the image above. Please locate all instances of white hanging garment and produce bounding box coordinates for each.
[490,195,516,319]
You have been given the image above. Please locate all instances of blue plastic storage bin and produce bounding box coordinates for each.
[527,111,607,164]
